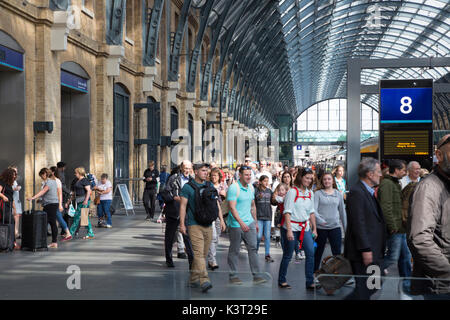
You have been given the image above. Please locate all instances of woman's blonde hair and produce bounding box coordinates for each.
[75,167,86,177]
[275,183,289,193]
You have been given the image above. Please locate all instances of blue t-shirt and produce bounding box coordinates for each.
[226,180,255,228]
[180,180,207,226]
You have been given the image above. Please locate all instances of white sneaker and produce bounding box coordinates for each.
[106,225,112,228]
[299,250,306,259]
[295,253,301,262]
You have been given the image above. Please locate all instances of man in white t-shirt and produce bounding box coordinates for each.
[94,173,113,228]
[400,161,421,190]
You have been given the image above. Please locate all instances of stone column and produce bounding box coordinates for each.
[106,45,125,77]
[51,11,70,51]
[223,115,234,167]
[193,100,208,163]
[35,22,61,194]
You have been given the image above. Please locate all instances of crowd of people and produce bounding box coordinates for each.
[0,134,448,299]
[0,162,114,250]
[156,134,450,298]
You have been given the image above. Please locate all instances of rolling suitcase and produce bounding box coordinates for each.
[21,204,48,252]
[316,255,353,295]
[0,205,14,252]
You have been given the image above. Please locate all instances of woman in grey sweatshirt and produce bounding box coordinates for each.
[313,172,347,272]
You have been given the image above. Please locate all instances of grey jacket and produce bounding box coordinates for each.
[407,169,450,295]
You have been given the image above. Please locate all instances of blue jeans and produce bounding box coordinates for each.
[383,233,412,277]
[56,209,69,231]
[278,227,315,286]
[257,220,272,256]
[97,200,112,226]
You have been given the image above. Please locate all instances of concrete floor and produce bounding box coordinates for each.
[0,207,423,300]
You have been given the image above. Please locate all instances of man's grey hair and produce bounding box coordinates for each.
[180,160,192,168]
[358,157,379,178]
[407,161,420,171]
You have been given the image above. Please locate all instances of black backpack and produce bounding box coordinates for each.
[187,180,219,226]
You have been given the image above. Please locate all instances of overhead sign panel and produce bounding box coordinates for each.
[0,44,23,71]
[380,87,432,123]
[379,79,433,169]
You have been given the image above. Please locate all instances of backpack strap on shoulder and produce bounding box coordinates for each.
[294,187,300,203]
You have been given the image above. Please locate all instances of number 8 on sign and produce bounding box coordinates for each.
[400,96,412,114]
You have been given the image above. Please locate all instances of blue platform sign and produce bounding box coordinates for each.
[296,145,302,150]
[0,44,23,71]
[61,70,88,93]
[380,87,432,124]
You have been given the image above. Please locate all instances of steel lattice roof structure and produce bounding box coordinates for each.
[178,0,450,129]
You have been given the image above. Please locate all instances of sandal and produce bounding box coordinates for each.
[82,236,95,240]
[61,235,72,242]
[278,283,292,289]
[48,243,58,248]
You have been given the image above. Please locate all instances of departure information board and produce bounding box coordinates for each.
[383,130,430,156]
[379,79,433,170]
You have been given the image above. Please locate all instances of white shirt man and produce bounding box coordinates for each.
[400,161,421,190]
[255,160,273,185]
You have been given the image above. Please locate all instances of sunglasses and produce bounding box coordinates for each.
[437,136,450,150]
[241,166,252,170]
[302,168,313,175]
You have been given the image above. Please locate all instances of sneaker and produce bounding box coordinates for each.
[177,252,188,259]
[265,255,274,263]
[188,281,200,288]
[106,225,112,228]
[145,215,151,221]
[166,261,175,268]
[201,281,213,293]
[299,250,306,259]
[229,277,243,285]
[295,253,301,263]
[253,276,267,285]
[345,278,355,286]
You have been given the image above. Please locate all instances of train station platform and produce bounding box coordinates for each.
[0,207,420,300]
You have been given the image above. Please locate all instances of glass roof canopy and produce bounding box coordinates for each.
[197,0,449,129]
[276,0,449,120]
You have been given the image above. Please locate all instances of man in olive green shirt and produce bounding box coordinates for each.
[378,159,411,291]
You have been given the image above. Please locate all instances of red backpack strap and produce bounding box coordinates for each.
[294,187,300,203]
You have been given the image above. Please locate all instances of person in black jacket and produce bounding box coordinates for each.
[344,157,387,300]
[163,161,194,268]
[143,161,159,221]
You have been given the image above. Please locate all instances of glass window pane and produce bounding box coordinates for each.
[308,105,318,120]
[309,119,317,130]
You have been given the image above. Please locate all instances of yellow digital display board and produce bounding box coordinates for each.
[383,130,430,156]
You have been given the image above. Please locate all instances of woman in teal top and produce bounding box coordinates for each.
[333,165,347,200]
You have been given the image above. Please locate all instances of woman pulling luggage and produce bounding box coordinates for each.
[27,168,61,248]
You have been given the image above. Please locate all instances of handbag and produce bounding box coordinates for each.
[80,207,90,226]
[68,203,76,217]
[94,194,101,205]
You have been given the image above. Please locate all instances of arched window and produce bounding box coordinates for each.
[171,106,178,134]
[201,119,206,161]
[188,114,193,161]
